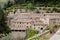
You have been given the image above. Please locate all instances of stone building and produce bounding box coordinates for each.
[44,13,60,26]
[7,9,60,38]
[7,9,60,31]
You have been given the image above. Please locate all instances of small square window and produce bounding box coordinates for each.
[30,18,32,19]
[27,26,28,28]
[34,24,35,26]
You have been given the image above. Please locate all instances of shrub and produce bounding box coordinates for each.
[46,10,53,13]
[43,7,47,10]
[53,8,57,12]
[35,9,40,13]
[25,3,33,9]
[27,29,37,38]
[45,26,55,34]
[56,9,60,13]
[46,10,50,13]
[1,34,16,40]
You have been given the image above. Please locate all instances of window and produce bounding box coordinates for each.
[22,30,26,32]
[27,26,28,28]
[18,25,19,27]
[34,24,35,26]
[20,22,21,24]
[11,30,26,32]
[30,18,32,19]
[44,14,45,16]
[27,23,28,24]
[41,28,43,30]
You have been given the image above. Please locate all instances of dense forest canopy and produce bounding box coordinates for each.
[0,0,14,8]
[0,7,11,36]
[0,0,60,8]
[13,0,60,5]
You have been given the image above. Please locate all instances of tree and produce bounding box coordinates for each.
[14,0,26,4]
[0,7,11,35]
[3,0,14,10]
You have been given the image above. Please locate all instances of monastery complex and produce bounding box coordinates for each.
[7,9,60,32]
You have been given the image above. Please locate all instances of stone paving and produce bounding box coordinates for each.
[49,29,60,40]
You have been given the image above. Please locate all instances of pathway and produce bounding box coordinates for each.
[49,29,60,40]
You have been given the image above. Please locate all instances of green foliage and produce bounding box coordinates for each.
[8,0,60,7]
[46,10,53,13]
[45,25,60,34]
[53,25,60,28]
[53,8,57,11]
[46,8,60,13]
[0,0,60,8]
[3,0,14,10]
[35,9,40,13]
[0,7,11,35]
[0,0,14,9]
[56,9,60,13]
[24,3,33,10]
[52,8,60,13]
[45,26,55,33]
[27,29,37,38]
